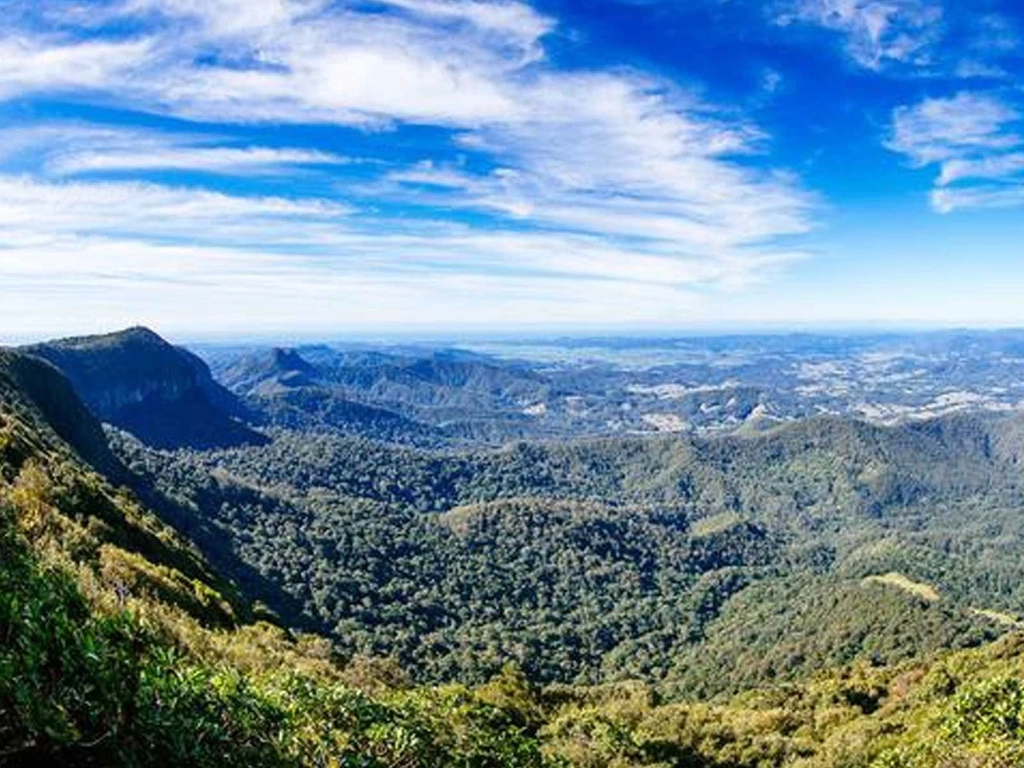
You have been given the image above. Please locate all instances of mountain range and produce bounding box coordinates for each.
[6,327,1024,766]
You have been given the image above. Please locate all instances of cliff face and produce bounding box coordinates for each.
[24,328,196,418]
[22,327,265,450]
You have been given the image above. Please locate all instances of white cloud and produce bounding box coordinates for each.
[373,74,814,272]
[51,145,349,175]
[0,123,353,176]
[0,238,713,339]
[0,172,798,284]
[375,0,554,50]
[0,176,349,248]
[780,0,943,71]
[937,153,1024,186]
[969,13,1019,55]
[104,0,551,127]
[930,185,1024,214]
[779,2,1020,83]
[0,35,152,100]
[0,0,817,332]
[887,92,1024,213]
[888,92,1020,165]
[123,0,326,38]
[0,184,750,338]
[761,68,784,94]
[953,59,1009,80]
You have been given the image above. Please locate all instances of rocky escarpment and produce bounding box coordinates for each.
[23,327,265,450]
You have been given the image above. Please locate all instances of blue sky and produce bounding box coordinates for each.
[0,0,1022,339]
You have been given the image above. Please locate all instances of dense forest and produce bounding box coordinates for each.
[5,343,1024,765]
[8,328,1024,766]
[111,417,1024,691]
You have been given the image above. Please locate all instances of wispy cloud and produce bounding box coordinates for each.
[0,237,714,337]
[52,145,349,175]
[888,92,1020,164]
[0,123,352,176]
[969,13,1020,55]
[0,0,817,333]
[778,0,943,71]
[0,35,152,100]
[0,175,350,245]
[887,91,1024,212]
[777,0,1022,84]
[0,182,742,336]
[385,72,813,255]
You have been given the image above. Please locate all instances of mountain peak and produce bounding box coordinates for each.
[269,347,316,374]
[22,328,265,450]
[41,325,168,351]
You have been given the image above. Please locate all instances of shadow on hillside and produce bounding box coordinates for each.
[126,470,318,633]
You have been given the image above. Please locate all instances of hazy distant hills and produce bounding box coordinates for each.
[198,329,1024,446]
[18,323,1024,469]
[211,344,557,444]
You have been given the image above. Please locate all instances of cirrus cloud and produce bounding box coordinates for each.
[886,91,1024,212]
[0,0,817,335]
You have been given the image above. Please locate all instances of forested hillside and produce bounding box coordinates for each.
[0,348,550,766]
[114,412,1024,692]
[6,344,1024,766]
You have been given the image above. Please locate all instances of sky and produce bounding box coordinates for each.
[0,0,1022,340]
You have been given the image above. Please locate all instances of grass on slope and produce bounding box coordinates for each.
[862,573,941,603]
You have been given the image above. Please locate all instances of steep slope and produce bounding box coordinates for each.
[0,349,123,480]
[0,348,550,767]
[0,348,243,627]
[23,327,265,449]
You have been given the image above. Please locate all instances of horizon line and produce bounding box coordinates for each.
[6,321,1024,349]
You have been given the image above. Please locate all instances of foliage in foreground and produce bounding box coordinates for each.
[535,632,1024,768]
[0,499,547,767]
[9,473,1024,768]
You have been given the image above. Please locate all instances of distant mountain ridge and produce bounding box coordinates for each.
[218,346,320,395]
[210,344,558,445]
[215,344,550,408]
[22,327,265,450]
[211,345,436,442]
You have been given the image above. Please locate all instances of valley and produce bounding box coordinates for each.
[199,330,1024,446]
[6,326,1024,766]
